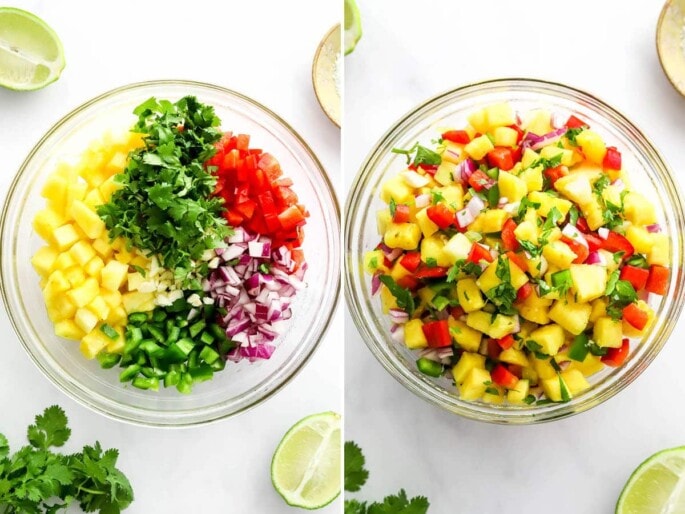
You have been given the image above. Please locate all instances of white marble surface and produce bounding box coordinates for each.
[0,1,341,513]
[344,0,685,512]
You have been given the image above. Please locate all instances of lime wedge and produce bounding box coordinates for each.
[616,446,685,513]
[0,7,65,91]
[344,0,362,55]
[271,411,341,509]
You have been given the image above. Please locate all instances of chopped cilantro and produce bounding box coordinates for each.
[518,239,542,259]
[525,339,548,359]
[485,256,517,314]
[378,275,415,316]
[425,257,438,268]
[626,254,649,269]
[592,174,611,195]
[524,394,537,405]
[389,198,397,218]
[446,259,483,282]
[564,127,584,146]
[430,190,444,204]
[568,205,580,226]
[391,142,442,167]
[485,387,500,396]
[606,279,638,319]
[515,197,541,223]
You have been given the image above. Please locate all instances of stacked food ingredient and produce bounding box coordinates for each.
[32,96,308,393]
[365,102,669,405]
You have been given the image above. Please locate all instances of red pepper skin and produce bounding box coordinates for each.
[619,265,650,291]
[491,364,519,389]
[561,235,589,264]
[468,170,494,192]
[414,265,449,279]
[467,243,494,264]
[487,339,502,360]
[508,124,525,144]
[601,232,634,260]
[622,303,648,330]
[399,251,421,272]
[442,130,471,144]
[393,204,410,223]
[501,219,519,252]
[603,146,622,170]
[566,115,588,129]
[422,320,452,348]
[546,165,568,186]
[575,217,590,233]
[516,282,533,302]
[426,204,455,229]
[496,334,515,350]
[584,233,603,253]
[601,339,630,367]
[645,265,669,295]
[487,147,515,171]
[505,251,528,273]
[396,275,421,291]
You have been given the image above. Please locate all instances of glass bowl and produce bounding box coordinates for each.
[1,80,340,427]
[345,78,685,424]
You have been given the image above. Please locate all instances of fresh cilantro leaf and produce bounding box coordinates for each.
[626,254,649,269]
[515,197,541,223]
[564,127,584,146]
[430,190,444,204]
[592,174,611,195]
[27,405,70,450]
[525,339,548,359]
[485,386,500,395]
[391,143,441,167]
[568,205,580,226]
[588,340,608,356]
[379,275,415,316]
[425,258,437,268]
[346,499,369,514]
[446,259,482,283]
[606,279,638,319]
[606,270,620,295]
[559,374,572,402]
[542,206,563,232]
[518,239,541,259]
[485,257,517,314]
[389,198,397,218]
[367,490,430,514]
[345,442,369,493]
[524,394,537,405]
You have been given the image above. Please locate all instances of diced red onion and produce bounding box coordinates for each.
[561,224,588,248]
[521,132,542,150]
[466,195,485,217]
[458,158,477,182]
[512,314,520,334]
[586,251,606,266]
[371,274,381,295]
[530,128,567,151]
[401,170,430,188]
[223,244,248,261]
[385,248,403,262]
[598,227,610,240]
[436,347,454,359]
[418,348,438,360]
[646,223,662,233]
[390,325,405,343]
[248,241,271,259]
[415,194,431,209]
[389,308,409,324]
[442,146,461,163]
[456,207,476,228]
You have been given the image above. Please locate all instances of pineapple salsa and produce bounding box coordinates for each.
[31,96,308,393]
[365,102,670,405]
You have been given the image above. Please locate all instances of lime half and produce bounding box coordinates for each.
[344,0,362,55]
[271,411,341,509]
[0,7,65,91]
[616,446,685,513]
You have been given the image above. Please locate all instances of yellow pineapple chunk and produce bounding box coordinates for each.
[69,240,96,267]
[464,135,494,160]
[80,329,110,359]
[66,182,88,207]
[69,200,105,239]
[52,224,80,251]
[420,234,451,267]
[106,305,128,326]
[498,172,527,203]
[457,279,485,313]
[122,291,155,313]
[560,369,590,395]
[570,264,607,303]
[31,246,59,277]
[64,266,86,288]
[576,130,607,164]
[74,307,99,334]
[384,222,421,250]
[548,298,591,335]
[529,324,564,356]
[41,174,68,201]
[83,189,105,209]
[101,260,129,292]
[404,319,428,349]
[448,318,482,352]
[33,209,64,241]
[380,175,414,205]
[593,317,623,348]
[67,277,99,308]
[415,208,439,238]
[507,379,530,404]
[54,320,84,341]
[459,368,492,400]
[87,296,110,320]
[493,126,518,147]
[84,256,105,279]
[484,102,516,128]
[92,238,114,259]
[452,352,486,383]
[499,348,529,367]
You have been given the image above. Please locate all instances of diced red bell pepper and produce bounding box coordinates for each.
[565,115,588,129]
[501,218,519,251]
[575,217,590,233]
[426,203,454,229]
[396,275,421,291]
[224,208,244,226]
[422,320,452,348]
[399,251,422,272]
[222,149,240,170]
[278,205,307,231]
[622,303,649,331]
[505,251,528,273]
[546,165,568,186]
[603,146,622,171]
[516,282,533,302]
[414,265,449,279]
[235,199,257,220]
[487,147,515,171]
[442,130,470,144]
[584,233,603,253]
[487,339,502,360]
[467,243,494,264]
[619,265,650,291]
[645,265,669,295]
[415,164,439,173]
[450,306,465,319]
[236,134,250,151]
[496,334,515,350]
[601,232,634,259]
[491,364,519,389]
[508,364,523,378]
[508,124,525,144]
[510,146,522,165]
[393,204,411,223]
[257,152,282,180]
[468,170,494,192]
[561,235,589,264]
[601,339,629,367]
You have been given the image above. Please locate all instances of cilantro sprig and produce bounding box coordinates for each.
[392,142,442,168]
[605,270,638,319]
[345,441,429,514]
[97,96,230,288]
[378,275,415,316]
[0,406,134,513]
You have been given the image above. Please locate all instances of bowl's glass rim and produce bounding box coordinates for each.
[1,79,341,428]
[345,77,685,424]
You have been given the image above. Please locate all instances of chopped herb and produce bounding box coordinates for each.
[369,256,378,269]
[100,324,119,340]
[485,387,500,396]
[588,340,608,356]
[430,190,444,204]
[131,265,147,277]
[626,254,649,269]
[592,174,611,195]
[518,239,542,258]
[389,198,397,218]
[515,197,542,222]
[612,251,625,264]
[606,270,620,295]
[486,256,517,314]
[531,153,563,169]
[568,205,580,226]
[524,394,537,405]
[564,127,584,146]
[391,142,442,167]
[525,339,548,359]
[425,257,438,268]
[446,259,483,282]
[378,275,415,316]
[559,374,572,402]
[487,184,500,207]
[550,269,573,296]
[606,279,638,319]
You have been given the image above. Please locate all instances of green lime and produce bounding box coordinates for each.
[0,7,65,91]
[344,0,362,55]
[271,411,341,509]
[616,446,685,513]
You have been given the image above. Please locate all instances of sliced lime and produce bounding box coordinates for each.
[271,411,341,509]
[0,7,65,91]
[616,446,685,513]
[344,0,362,55]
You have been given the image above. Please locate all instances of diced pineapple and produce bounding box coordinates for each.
[127,272,146,292]
[54,319,85,341]
[99,176,120,200]
[106,328,126,354]
[420,234,451,267]
[529,324,564,356]
[122,291,155,313]
[576,130,606,164]
[439,184,464,209]
[484,102,516,128]
[380,285,398,313]
[493,126,518,147]
[581,198,605,231]
[68,277,100,308]
[521,364,540,385]
[518,289,553,324]
[489,314,518,339]
[434,161,457,186]
[514,220,538,244]
[589,298,608,323]
[384,222,421,250]
[548,298,591,335]
[415,208,439,238]
[521,148,540,168]
[623,192,657,226]
[84,256,105,279]
[518,165,544,192]
[52,224,80,251]
[69,200,105,239]
[448,318,482,352]
[83,188,105,209]
[100,289,122,309]
[560,369,590,395]
[80,329,110,359]
[87,296,110,320]
[568,353,604,377]
[106,305,128,326]
[539,145,573,166]
[625,225,652,254]
[593,317,623,348]
[45,270,70,295]
[33,209,64,241]
[542,241,576,269]
[100,260,129,292]
[477,259,528,296]
[473,209,509,233]
[466,110,488,133]
[69,240,96,267]
[554,173,594,207]
[507,379,530,404]
[541,375,570,402]
[464,135,494,160]
[528,191,573,218]
[363,250,386,274]
[457,279,485,313]
[647,233,669,266]
[41,173,68,202]
[482,386,505,404]
[404,319,428,349]
[452,352,486,384]
[498,172,527,203]
[459,368,492,401]
[381,175,414,204]
[64,266,86,287]
[570,264,607,303]
[74,308,99,334]
[376,209,392,236]
[53,252,76,271]
[46,297,77,322]
[31,246,59,277]
[499,348,529,367]
[523,109,552,136]
[66,182,88,207]
[443,233,472,263]
[441,142,463,164]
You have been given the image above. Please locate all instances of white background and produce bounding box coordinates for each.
[345,0,685,512]
[0,1,341,513]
